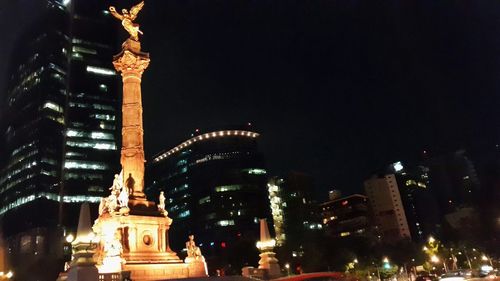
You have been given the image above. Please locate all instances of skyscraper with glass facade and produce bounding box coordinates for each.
[146,125,272,274]
[0,1,119,279]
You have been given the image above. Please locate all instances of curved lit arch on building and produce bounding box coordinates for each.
[153,130,259,162]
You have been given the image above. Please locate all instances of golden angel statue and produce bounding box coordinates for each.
[109,1,145,41]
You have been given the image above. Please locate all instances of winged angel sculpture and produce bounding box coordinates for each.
[109,1,145,41]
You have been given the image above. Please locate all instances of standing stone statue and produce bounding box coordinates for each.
[158,191,166,210]
[118,185,129,209]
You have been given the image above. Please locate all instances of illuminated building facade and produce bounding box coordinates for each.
[0,1,119,279]
[364,174,411,241]
[320,194,370,238]
[267,172,320,259]
[267,177,285,245]
[146,126,272,273]
[388,163,441,242]
[365,162,440,242]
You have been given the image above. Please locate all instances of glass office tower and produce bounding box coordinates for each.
[147,126,272,274]
[0,1,119,279]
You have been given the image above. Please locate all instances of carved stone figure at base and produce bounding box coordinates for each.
[185,235,203,262]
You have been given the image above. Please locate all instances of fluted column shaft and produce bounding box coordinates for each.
[113,46,150,200]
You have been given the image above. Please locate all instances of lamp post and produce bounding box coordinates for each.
[430,255,448,273]
[481,255,493,267]
[285,263,290,276]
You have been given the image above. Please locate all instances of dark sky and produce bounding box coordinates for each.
[2,0,500,198]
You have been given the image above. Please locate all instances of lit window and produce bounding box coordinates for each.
[66,140,116,150]
[86,66,115,76]
[245,168,267,175]
[199,196,211,204]
[216,185,242,192]
[64,160,108,170]
[43,101,63,113]
[178,210,190,218]
[216,220,235,227]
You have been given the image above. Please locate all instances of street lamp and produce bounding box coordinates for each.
[481,255,493,266]
[65,233,75,243]
[430,255,448,273]
[285,263,290,276]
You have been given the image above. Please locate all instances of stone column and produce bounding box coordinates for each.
[112,40,150,200]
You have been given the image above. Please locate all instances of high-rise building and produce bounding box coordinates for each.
[0,1,119,279]
[364,174,411,241]
[425,150,480,214]
[387,163,441,242]
[320,194,370,238]
[146,126,272,273]
[365,162,441,242]
[267,172,321,259]
[424,150,481,242]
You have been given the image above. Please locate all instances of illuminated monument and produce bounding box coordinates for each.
[87,1,207,280]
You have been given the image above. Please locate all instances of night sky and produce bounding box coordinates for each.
[2,0,500,198]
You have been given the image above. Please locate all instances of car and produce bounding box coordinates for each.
[439,270,470,281]
[416,274,438,281]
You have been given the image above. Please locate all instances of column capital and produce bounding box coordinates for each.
[113,44,150,77]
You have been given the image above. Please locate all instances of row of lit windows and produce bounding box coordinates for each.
[168,184,189,195]
[86,66,115,76]
[178,210,190,218]
[64,160,109,171]
[5,148,38,173]
[215,185,242,193]
[72,38,111,50]
[0,173,35,195]
[10,141,36,158]
[194,152,241,165]
[0,193,101,216]
[66,129,115,140]
[216,220,235,227]
[72,46,97,55]
[64,172,104,181]
[91,114,115,121]
[66,140,116,150]
[0,159,37,187]
[42,101,64,113]
[244,168,267,175]
[10,66,44,98]
[199,196,211,204]
[68,102,114,111]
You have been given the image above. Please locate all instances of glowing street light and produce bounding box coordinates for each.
[430,255,447,273]
[383,257,389,264]
[285,263,290,276]
[65,233,75,243]
[428,236,435,243]
[481,255,493,266]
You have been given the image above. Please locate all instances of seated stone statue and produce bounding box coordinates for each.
[185,235,203,261]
